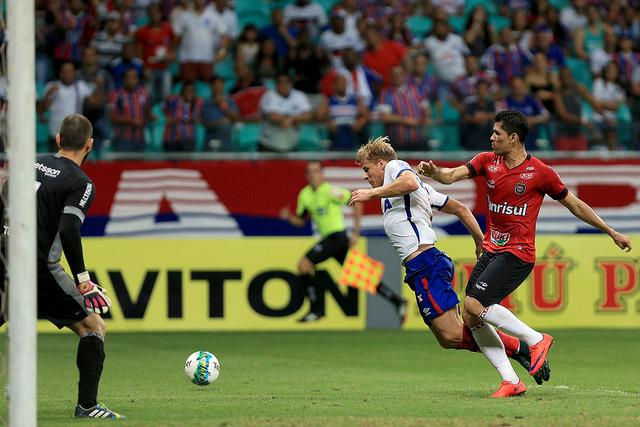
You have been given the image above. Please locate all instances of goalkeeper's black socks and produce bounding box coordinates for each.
[299,273,323,315]
[77,334,105,408]
[376,282,405,307]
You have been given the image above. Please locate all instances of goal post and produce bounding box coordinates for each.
[7,0,37,426]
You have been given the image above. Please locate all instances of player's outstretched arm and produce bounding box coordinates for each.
[349,171,418,205]
[279,206,306,227]
[417,161,470,184]
[559,192,632,252]
[440,198,484,259]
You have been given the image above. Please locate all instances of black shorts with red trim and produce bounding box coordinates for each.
[465,250,534,306]
[404,247,459,324]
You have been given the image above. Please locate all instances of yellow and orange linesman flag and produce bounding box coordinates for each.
[338,248,385,294]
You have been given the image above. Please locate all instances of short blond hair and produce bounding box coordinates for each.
[355,136,398,164]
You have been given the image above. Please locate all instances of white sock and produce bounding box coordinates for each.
[471,322,519,384]
[481,304,543,346]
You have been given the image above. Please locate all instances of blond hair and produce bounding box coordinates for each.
[355,136,398,164]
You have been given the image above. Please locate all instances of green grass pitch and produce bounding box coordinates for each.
[1,329,639,426]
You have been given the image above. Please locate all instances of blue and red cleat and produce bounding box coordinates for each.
[529,333,554,377]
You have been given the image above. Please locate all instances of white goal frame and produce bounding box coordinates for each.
[7,0,37,426]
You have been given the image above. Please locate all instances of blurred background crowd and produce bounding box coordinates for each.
[5,0,640,155]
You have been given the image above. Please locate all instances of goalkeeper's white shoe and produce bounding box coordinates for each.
[75,403,125,420]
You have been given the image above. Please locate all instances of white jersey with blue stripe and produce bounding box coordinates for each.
[380,160,449,262]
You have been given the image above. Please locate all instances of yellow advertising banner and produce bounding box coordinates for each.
[34,238,367,332]
[402,235,640,329]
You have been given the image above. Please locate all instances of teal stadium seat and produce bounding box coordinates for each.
[549,0,570,10]
[407,16,433,39]
[215,58,235,79]
[464,0,498,15]
[368,121,385,139]
[437,100,461,151]
[489,14,511,32]
[448,15,466,33]
[172,81,212,99]
[36,82,49,151]
[298,124,326,151]
[617,104,632,148]
[232,123,260,151]
[148,103,166,152]
[238,9,270,31]
[316,0,339,13]
[565,57,592,89]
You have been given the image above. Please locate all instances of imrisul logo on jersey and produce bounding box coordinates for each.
[487,196,528,216]
[105,169,241,237]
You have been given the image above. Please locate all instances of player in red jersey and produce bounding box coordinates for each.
[418,110,632,398]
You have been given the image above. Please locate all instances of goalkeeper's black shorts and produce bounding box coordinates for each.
[38,263,88,329]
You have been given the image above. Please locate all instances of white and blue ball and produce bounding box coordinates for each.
[184,351,220,386]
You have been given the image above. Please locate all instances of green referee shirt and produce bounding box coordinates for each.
[296,182,351,238]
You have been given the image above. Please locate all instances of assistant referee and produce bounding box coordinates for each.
[280,160,406,322]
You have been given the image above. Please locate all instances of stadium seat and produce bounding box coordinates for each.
[617,104,632,147]
[489,14,511,31]
[238,9,270,31]
[464,0,498,15]
[441,99,460,123]
[298,124,326,151]
[36,81,46,98]
[368,121,385,139]
[407,15,433,39]
[232,122,260,151]
[148,103,166,152]
[549,0,570,10]
[36,116,50,152]
[214,58,236,81]
[565,57,592,89]
[195,124,206,151]
[448,15,466,33]
[171,81,212,99]
[316,0,339,13]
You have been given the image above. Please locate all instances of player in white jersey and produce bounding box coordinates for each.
[350,137,549,395]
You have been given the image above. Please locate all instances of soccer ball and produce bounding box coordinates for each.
[184,351,220,386]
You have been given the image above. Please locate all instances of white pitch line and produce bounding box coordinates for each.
[549,385,640,397]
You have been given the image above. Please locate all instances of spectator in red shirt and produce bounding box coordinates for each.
[136,3,175,105]
[362,24,409,88]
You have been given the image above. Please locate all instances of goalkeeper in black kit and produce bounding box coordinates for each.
[1,114,124,419]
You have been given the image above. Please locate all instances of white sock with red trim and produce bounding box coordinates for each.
[481,304,543,346]
[471,322,519,384]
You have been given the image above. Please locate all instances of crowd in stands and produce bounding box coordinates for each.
[18,0,640,154]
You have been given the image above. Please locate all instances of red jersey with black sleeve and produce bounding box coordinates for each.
[465,152,568,263]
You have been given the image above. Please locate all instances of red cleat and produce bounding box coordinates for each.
[529,333,554,376]
[490,380,526,398]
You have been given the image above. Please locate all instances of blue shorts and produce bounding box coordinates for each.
[404,247,459,324]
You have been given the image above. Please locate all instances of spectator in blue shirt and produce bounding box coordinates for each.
[109,42,145,89]
[201,76,239,151]
[528,25,565,70]
[504,77,550,150]
[260,8,298,60]
[316,73,369,151]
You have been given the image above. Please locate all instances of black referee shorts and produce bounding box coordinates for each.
[465,250,534,307]
[38,263,88,329]
[304,231,350,266]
